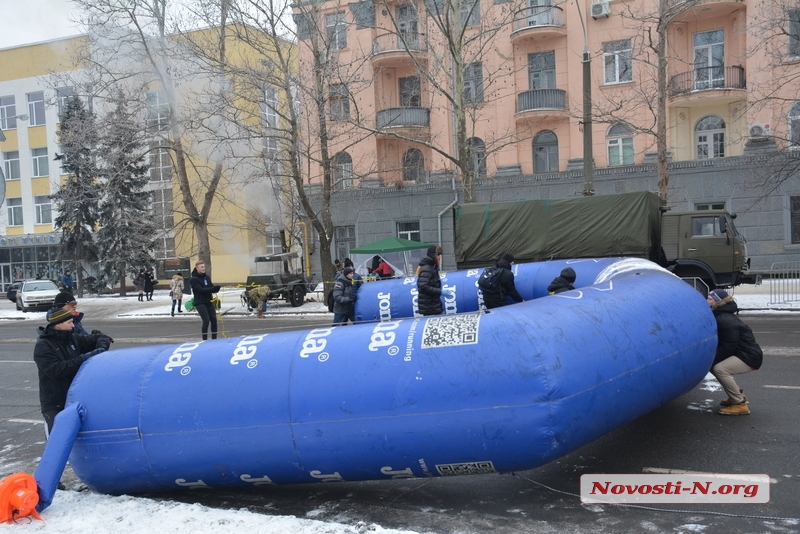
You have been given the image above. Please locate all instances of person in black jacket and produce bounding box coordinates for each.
[331,267,358,325]
[190,261,221,340]
[707,288,763,415]
[547,267,577,295]
[483,253,524,309]
[416,245,453,316]
[33,307,113,435]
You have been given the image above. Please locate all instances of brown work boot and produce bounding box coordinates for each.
[720,389,745,406]
[257,310,264,318]
[718,402,750,415]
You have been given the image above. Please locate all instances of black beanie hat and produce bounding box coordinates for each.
[54,291,76,307]
[427,245,442,259]
[560,267,576,283]
[502,253,515,264]
[343,267,355,276]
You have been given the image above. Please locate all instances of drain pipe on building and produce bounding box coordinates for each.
[437,172,459,271]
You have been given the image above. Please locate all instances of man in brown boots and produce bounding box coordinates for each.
[247,285,271,318]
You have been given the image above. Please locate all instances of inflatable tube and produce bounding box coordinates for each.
[42,260,714,498]
[354,257,625,322]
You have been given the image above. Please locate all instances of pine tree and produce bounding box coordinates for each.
[95,96,158,296]
[52,95,101,297]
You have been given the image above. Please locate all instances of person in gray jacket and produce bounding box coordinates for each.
[331,267,358,325]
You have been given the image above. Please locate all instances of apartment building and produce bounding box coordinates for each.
[1,33,296,291]
[293,0,800,273]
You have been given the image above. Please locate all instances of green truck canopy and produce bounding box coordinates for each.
[454,191,662,268]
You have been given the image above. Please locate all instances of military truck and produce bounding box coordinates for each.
[454,191,760,289]
[241,252,309,309]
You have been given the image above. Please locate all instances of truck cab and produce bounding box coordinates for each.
[661,210,757,288]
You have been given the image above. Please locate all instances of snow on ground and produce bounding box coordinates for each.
[0,490,424,534]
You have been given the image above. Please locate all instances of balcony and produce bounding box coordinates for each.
[371,32,428,67]
[376,107,431,141]
[668,0,745,22]
[510,6,566,43]
[515,88,568,118]
[668,66,746,107]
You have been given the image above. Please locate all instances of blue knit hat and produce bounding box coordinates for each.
[709,288,729,302]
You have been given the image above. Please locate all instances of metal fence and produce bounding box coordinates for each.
[769,261,800,305]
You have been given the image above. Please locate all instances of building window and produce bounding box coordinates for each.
[464,62,484,103]
[792,196,800,244]
[693,29,724,90]
[263,137,280,174]
[695,115,725,159]
[397,4,420,48]
[403,148,425,181]
[350,0,375,30]
[3,151,20,180]
[27,91,46,126]
[790,101,800,148]
[34,195,52,224]
[695,202,726,211]
[460,0,480,27]
[335,225,356,261]
[333,151,353,189]
[31,148,49,177]
[262,87,279,128]
[528,51,556,90]
[326,12,347,50]
[149,142,173,181]
[7,198,23,226]
[606,123,634,166]
[146,91,169,133]
[467,137,486,178]
[397,221,420,241]
[399,76,421,107]
[0,96,18,130]
[329,84,350,120]
[533,130,558,172]
[790,10,800,57]
[603,39,632,84]
[151,187,174,230]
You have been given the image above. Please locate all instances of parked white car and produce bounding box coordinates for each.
[16,279,60,312]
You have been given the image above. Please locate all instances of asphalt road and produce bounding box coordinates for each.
[1,310,799,533]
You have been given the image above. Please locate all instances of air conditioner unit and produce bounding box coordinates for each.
[591,1,611,18]
[748,123,772,138]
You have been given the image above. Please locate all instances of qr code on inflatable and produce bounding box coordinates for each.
[436,461,496,477]
[421,313,480,349]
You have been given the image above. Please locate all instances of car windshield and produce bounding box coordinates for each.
[24,281,58,292]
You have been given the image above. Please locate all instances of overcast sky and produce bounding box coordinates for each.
[0,0,84,50]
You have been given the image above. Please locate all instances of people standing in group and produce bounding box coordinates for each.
[416,245,453,316]
[482,253,523,310]
[707,289,763,415]
[143,270,156,301]
[33,308,113,436]
[134,269,146,301]
[190,261,221,340]
[51,291,88,335]
[61,270,73,292]
[331,267,358,325]
[170,272,185,317]
[547,267,577,295]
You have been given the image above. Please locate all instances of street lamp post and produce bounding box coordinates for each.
[575,2,594,196]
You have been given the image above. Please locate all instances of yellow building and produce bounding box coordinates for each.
[0,31,297,291]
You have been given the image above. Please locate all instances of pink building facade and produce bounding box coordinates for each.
[294,0,799,186]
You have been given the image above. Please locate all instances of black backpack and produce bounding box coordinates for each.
[478,266,503,294]
[326,290,335,312]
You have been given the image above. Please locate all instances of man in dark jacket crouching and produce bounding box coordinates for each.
[33,307,114,435]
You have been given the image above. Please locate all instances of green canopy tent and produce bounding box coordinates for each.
[349,237,433,278]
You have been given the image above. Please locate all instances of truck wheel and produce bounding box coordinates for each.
[290,285,304,307]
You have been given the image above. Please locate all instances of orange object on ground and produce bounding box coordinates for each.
[0,473,42,523]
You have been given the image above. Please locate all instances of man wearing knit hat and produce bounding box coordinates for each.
[481,252,524,310]
[33,308,113,435]
[706,288,763,415]
[331,267,358,325]
[51,291,88,335]
[547,267,577,295]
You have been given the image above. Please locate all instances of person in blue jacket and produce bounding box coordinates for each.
[61,270,74,292]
